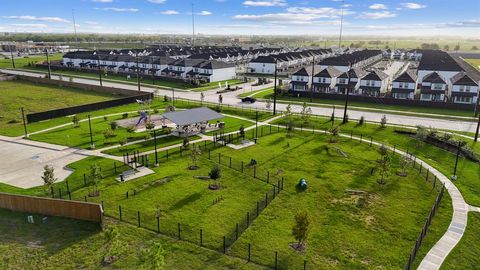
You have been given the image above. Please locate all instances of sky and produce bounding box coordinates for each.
[0,0,479,37]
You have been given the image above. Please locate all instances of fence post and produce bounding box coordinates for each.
[157,216,160,233]
[304,260,307,270]
[119,205,122,221]
[83,173,87,186]
[257,201,260,216]
[426,169,429,181]
[68,191,71,200]
[137,211,141,227]
[275,251,278,270]
[230,157,232,168]
[247,212,250,227]
[178,223,181,240]
[66,180,69,192]
[370,137,373,146]
[241,161,244,172]
[200,229,203,247]
[265,193,268,206]
[254,166,256,178]
[236,223,239,240]
[267,171,270,183]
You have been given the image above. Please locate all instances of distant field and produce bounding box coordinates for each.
[465,59,480,70]
[0,80,116,135]
[0,53,63,69]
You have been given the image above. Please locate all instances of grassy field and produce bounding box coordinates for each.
[441,212,480,269]
[250,89,476,118]
[272,115,480,206]
[0,80,117,135]
[465,59,480,70]
[0,209,265,270]
[0,53,63,69]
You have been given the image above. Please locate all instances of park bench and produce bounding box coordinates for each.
[119,169,136,182]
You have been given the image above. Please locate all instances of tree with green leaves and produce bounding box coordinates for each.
[189,145,202,170]
[140,241,165,270]
[41,165,57,195]
[200,92,205,105]
[415,126,428,148]
[398,156,411,177]
[330,125,340,143]
[376,145,390,185]
[89,163,103,196]
[292,211,310,249]
[239,125,245,139]
[72,115,80,127]
[300,102,312,125]
[380,115,387,128]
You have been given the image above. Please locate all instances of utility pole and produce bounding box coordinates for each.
[343,64,351,124]
[45,49,52,79]
[136,53,141,91]
[191,3,195,47]
[172,88,175,105]
[151,56,155,85]
[154,129,159,166]
[475,112,480,142]
[10,44,15,68]
[72,9,78,43]
[96,50,103,86]
[310,55,315,102]
[452,141,461,180]
[338,0,345,50]
[273,58,278,115]
[255,111,258,138]
[21,107,28,138]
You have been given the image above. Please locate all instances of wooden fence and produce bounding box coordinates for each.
[0,192,103,223]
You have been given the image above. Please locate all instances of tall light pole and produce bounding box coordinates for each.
[136,53,141,91]
[88,115,95,150]
[191,3,195,47]
[10,44,16,68]
[45,49,52,79]
[338,0,345,50]
[310,55,315,102]
[96,50,103,86]
[475,112,480,142]
[452,141,461,180]
[273,58,278,115]
[72,9,78,43]
[342,64,351,124]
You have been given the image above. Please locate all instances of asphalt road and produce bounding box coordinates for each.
[3,68,479,133]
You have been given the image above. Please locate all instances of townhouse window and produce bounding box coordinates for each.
[338,79,346,84]
[459,85,465,92]
[433,83,443,90]
[322,78,327,83]
[466,86,471,92]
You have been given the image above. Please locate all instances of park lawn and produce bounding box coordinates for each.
[441,212,480,269]
[0,209,265,270]
[0,53,62,69]
[465,59,480,70]
[0,80,117,136]
[238,87,273,98]
[206,116,255,135]
[67,155,273,250]
[202,132,452,269]
[102,134,201,156]
[272,115,480,206]
[253,88,476,118]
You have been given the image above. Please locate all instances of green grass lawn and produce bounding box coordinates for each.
[272,114,480,206]
[238,87,274,98]
[200,131,452,269]
[0,53,63,69]
[253,89,476,118]
[0,209,265,270]
[0,80,117,136]
[190,79,244,92]
[441,212,480,269]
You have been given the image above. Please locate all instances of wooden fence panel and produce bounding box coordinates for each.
[0,192,103,223]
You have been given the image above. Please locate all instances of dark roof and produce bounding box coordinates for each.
[394,70,417,83]
[292,67,310,76]
[320,49,382,67]
[314,66,342,78]
[423,72,446,84]
[250,56,276,64]
[450,72,478,86]
[162,107,224,126]
[362,70,388,81]
[418,50,463,72]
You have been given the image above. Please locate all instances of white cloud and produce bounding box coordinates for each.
[197,11,212,16]
[243,0,287,7]
[158,10,179,15]
[369,3,387,10]
[400,2,427,9]
[147,0,166,3]
[94,7,139,12]
[92,0,113,3]
[3,15,69,23]
[358,11,396,19]
[10,23,48,28]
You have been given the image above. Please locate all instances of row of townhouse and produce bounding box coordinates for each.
[290,67,479,104]
[247,49,333,74]
[62,51,236,83]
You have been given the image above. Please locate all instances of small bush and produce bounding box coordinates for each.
[122,113,129,119]
[72,115,80,127]
[359,116,365,126]
[380,115,387,128]
[153,108,159,114]
[214,105,222,113]
[126,125,136,133]
[103,129,117,140]
[110,121,118,130]
[163,95,169,102]
[103,116,108,122]
[144,133,152,141]
[209,165,221,180]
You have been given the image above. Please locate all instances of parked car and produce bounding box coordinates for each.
[241,97,256,103]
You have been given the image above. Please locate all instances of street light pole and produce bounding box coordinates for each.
[10,45,15,68]
[154,129,159,166]
[172,88,175,105]
[255,111,258,138]
[310,55,315,103]
[21,107,28,138]
[45,49,52,79]
[88,115,95,150]
[273,58,278,115]
[475,112,480,142]
[136,53,141,91]
[343,65,351,124]
[96,50,103,86]
[452,141,461,180]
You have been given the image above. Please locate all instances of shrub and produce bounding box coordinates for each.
[110,121,118,130]
[126,125,136,133]
[329,125,340,143]
[292,211,310,248]
[122,113,129,119]
[145,120,155,130]
[69,77,74,82]
[153,108,159,114]
[72,115,80,127]
[103,129,117,140]
[359,116,365,126]
[163,95,169,102]
[103,116,108,122]
[214,105,222,113]
[209,165,221,180]
[144,133,152,141]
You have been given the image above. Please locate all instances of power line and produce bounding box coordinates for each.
[72,9,78,43]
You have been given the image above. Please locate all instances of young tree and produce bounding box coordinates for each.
[218,94,223,104]
[329,125,340,143]
[415,125,428,148]
[239,125,245,139]
[376,146,390,185]
[72,115,80,127]
[292,211,310,249]
[265,99,272,110]
[182,136,190,149]
[90,163,103,196]
[145,119,155,131]
[209,165,221,180]
[200,92,205,105]
[110,121,118,131]
[140,241,165,270]
[286,119,294,138]
[300,102,312,124]
[380,115,387,128]
[189,145,201,169]
[398,156,411,177]
[41,165,57,195]
[359,116,365,126]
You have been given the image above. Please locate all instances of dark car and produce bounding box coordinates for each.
[241,97,256,103]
